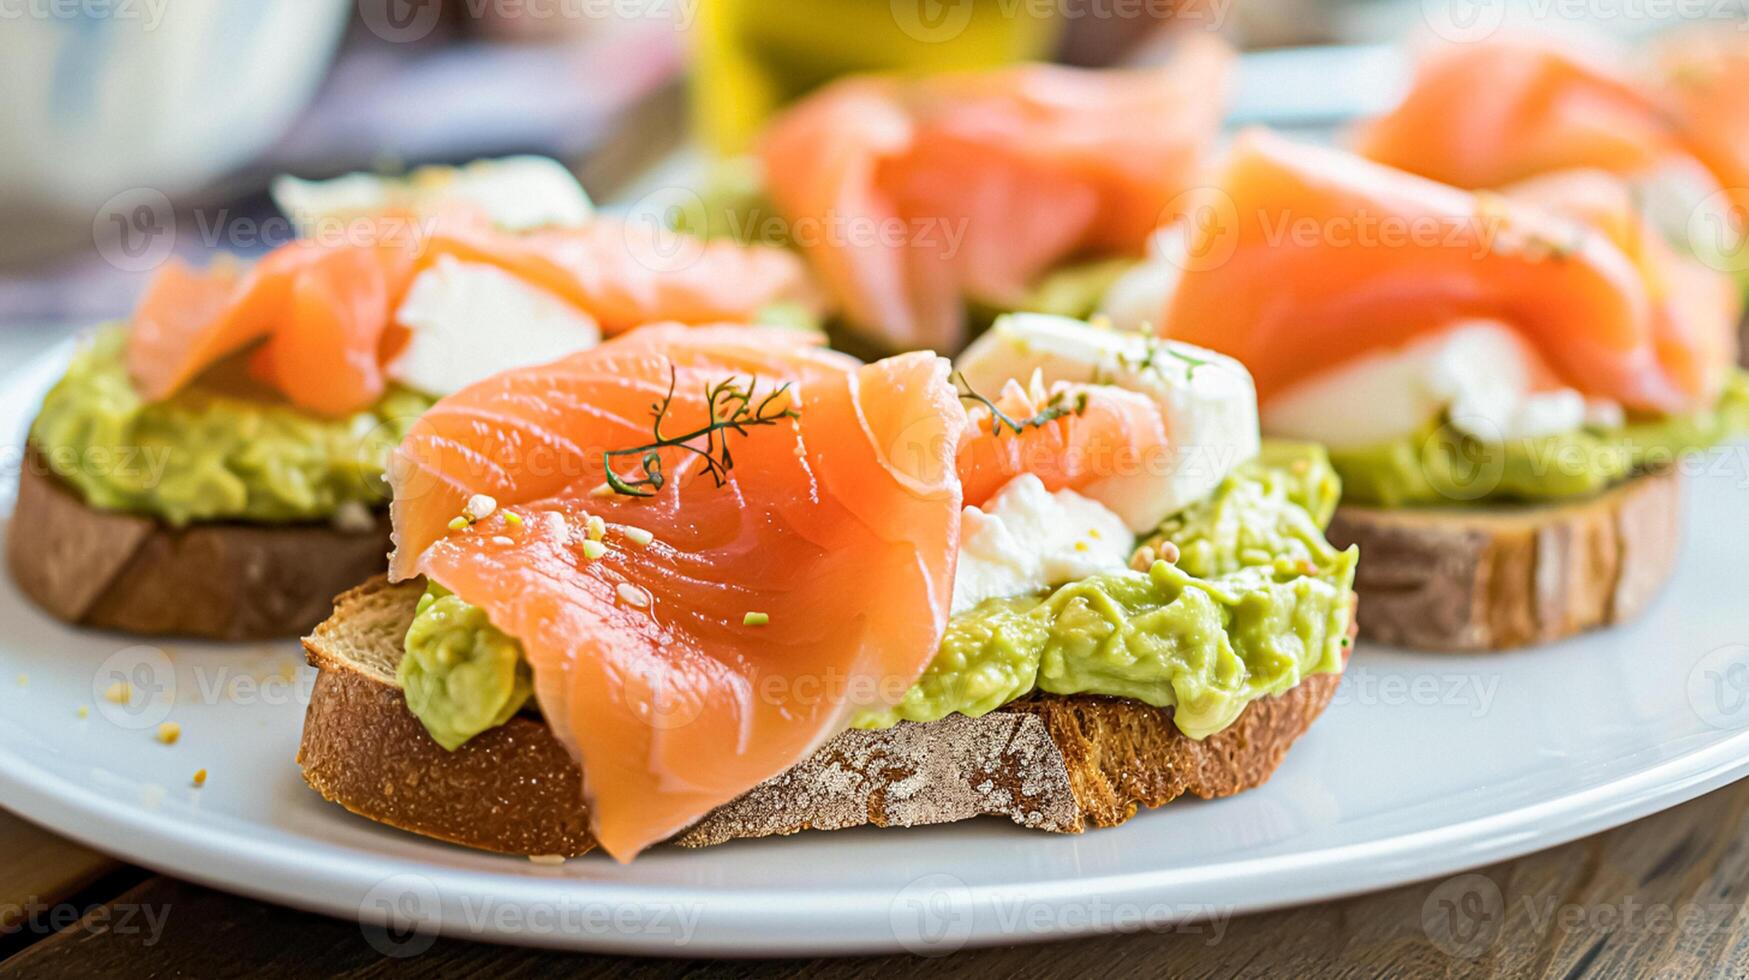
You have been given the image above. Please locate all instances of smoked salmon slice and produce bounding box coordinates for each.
[1507,168,1742,409]
[1649,29,1749,224]
[389,324,967,859]
[426,220,825,335]
[1355,31,1749,238]
[1354,36,1685,190]
[124,215,819,417]
[955,375,1171,509]
[1155,131,1736,416]
[758,35,1232,352]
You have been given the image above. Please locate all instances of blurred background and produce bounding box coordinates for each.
[1,0,1743,327]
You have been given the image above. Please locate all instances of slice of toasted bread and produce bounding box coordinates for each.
[1326,467,1681,652]
[8,447,393,641]
[297,577,1342,857]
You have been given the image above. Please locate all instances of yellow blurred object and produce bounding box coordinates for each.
[692,0,1061,154]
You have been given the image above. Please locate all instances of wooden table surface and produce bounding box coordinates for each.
[3,775,1747,978]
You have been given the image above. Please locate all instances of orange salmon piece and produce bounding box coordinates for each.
[759,36,1232,352]
[1158,131,1727,416]
[393,324,967,859]
[1355,37,1682,190]
[955,377,1170,509]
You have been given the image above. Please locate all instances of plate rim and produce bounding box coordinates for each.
[3,331,1748,956]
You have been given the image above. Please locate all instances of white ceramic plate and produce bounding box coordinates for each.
[1,337,1747,957]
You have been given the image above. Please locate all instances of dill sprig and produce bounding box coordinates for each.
[603,366,800,497]
[955,371,1089,437]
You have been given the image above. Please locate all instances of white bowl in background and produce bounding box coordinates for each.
[0,0,351,263]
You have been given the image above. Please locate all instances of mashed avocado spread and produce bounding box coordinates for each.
[30,326,434,525]
[400,443,1357,749]
[1331,370,1749,507]
[401,586,534,751]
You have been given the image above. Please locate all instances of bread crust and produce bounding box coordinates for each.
[8,447,393,641]
[297,577,1342,857]
[1326,467,1682,652]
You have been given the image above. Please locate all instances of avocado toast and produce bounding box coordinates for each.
[9,158,820,640]
[1102,132,1747,650]
[297,314,1355,858]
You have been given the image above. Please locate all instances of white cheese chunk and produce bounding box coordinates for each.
[272,155,592,235]
[1263,319,1623,449]
[955,313,1261,532]
[389,256,601,396]
[952,475,1134,615]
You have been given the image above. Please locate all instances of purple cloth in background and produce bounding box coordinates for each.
[0,24,683,325]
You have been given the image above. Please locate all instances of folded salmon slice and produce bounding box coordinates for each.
[1506,169,1742,409]
[1355,37,1684,190]
[124,216,818,416]
[390,325,967,859]
[1156,131,1735,416]
[759,35,1232,352]
[425,220,824,335]
[956,377,1170,509]
[1651,29,1749,221]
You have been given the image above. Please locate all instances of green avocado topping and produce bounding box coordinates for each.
[401,586,534,751]
[1328,371,1749,507]
[1010,257,1140,322]
[399,442,1355,749]
[29,326,434,526]
[855,442,1355,738]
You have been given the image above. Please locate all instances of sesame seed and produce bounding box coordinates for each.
[585,515,606,541]
[192,769,208,788]
[743,612,770,627]
[1129,546,1157,572]
[156,722,181,745]
[581,540,607,561]
[447,516,469,531]
[617,583,650,608]
[463,493,498,521]
[528,854,566,866]
[491,535,515,547]
[622,527,654,547]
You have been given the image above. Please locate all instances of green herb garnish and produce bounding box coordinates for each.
[603,366,800,498]
[955,372,1089,437]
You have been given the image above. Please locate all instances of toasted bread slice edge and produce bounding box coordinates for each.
[1327,466,1683,652]
[298,577,1343,857]
[8,445,394,641]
